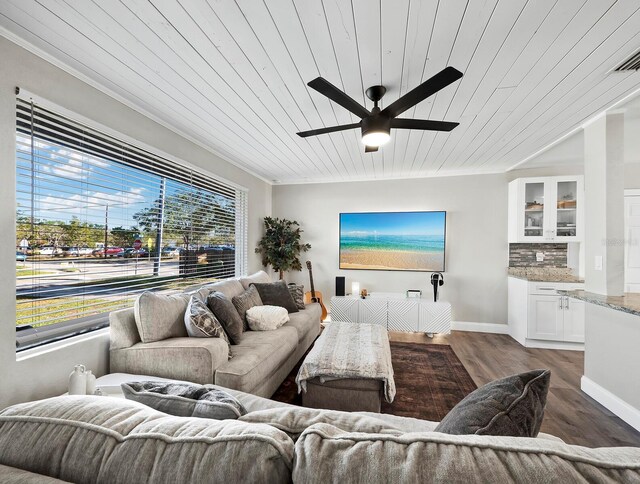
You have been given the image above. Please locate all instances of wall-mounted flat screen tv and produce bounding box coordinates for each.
[339,211,446,272]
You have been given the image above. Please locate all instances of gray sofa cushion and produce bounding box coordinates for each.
[0,396,294,484]
[239,406,405,440]
[287,284,306,310]
[109,308,140,350]
[215,326,298,394]
[0,464,70,483]
[239,270,271,290]
[435,369,551,437]
[207,291,244,344]
[293,423,640,484]
[232,285,263,328]
[122,381,247,419]
[184,295,230,344]
[110,337,229,385]
[283,306,320,343]
[252,280,299,313]
[186,279,245,304]
[134,292,190,343]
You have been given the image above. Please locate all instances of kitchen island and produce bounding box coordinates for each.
[562,290,640,433]
[559,290,640,316]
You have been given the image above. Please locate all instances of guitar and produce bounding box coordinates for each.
[304,261,328,321]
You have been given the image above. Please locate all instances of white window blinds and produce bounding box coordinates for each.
[16,97,248,350]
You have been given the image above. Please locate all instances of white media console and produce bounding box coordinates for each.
[330,293,451,336]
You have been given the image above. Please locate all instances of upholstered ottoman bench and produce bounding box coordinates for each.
[296,322,396,413]
[303,376,384,412]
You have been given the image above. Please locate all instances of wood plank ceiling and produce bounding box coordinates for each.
[1,0,640,184]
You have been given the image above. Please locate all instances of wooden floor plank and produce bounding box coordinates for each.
[387,330,640,448]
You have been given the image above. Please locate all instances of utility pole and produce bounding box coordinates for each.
[153,178,166,276]
[30,100,35,237]
[103,204,109,258]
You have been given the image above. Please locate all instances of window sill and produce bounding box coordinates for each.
[16,327,109,362]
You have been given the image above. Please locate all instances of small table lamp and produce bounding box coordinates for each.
[351,281,360,297]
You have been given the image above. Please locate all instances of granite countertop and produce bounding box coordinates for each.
[507,267,584,283]
[559,290,640,317]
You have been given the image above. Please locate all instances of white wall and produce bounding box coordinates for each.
[626,164,640,189]
[583,114,625,296]
[583,303,640,430]
[273,174,509,325]
[0,37,271,408]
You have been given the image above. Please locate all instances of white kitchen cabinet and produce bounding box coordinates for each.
[562,297,585,342]
[527,294,585,342]
[508,176,584,243]
[528,294,564,340]
[508,277,584,349]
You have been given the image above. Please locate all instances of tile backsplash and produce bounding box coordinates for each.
[508,243,567,268]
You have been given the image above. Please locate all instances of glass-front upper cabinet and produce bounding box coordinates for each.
[523,182,545,238]
[555,181,578,238]
[508,176,583,243]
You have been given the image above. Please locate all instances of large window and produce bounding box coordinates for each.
[15,97,248,350]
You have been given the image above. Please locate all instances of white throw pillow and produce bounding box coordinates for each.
[246,305,290,331]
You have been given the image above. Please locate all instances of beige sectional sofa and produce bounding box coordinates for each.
[0,374,638,483]
[109,271,321,397]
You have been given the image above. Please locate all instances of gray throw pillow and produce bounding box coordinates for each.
[207,291,244,344]
[184,295,231,346]
[288,283,306,310]
[134,291,190,343]
[251,280,299,313]
[232,285,263,329]
[435,369,551,437]
[121,381,247,420]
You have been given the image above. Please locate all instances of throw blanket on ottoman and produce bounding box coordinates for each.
[296,322,396,403]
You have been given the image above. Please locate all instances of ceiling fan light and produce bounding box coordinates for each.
[361,131,390,147]
[361,116,391,147]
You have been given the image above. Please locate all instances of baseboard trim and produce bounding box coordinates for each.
[523,340,584,351]
[451,322,509,334]
[581,376,640,432]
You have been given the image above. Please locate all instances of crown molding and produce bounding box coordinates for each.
[274,167,506,186]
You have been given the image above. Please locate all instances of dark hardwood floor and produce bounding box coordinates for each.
[388,330,640,448]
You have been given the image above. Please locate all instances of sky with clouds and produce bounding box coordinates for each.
[17,135,166,228]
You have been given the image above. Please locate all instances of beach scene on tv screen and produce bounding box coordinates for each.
[339,211,445,271]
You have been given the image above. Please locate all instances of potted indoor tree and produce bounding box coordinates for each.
[255,217,311,279]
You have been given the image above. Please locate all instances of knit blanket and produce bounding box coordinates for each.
[296,322,396,403]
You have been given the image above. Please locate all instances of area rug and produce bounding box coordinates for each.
[271,341,477,422]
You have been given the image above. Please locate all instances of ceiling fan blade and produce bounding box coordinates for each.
[381,67,463,119]
[307,77,370,118]
[391,118,459,132]
[296,123,360,138]
[365,145,378,153]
